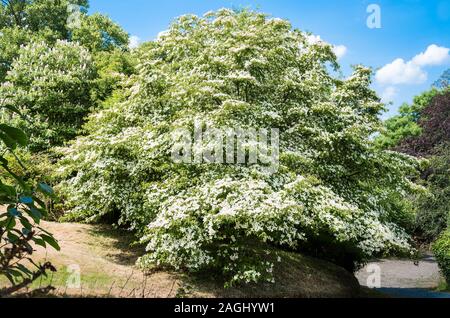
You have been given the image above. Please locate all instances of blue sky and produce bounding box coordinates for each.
[88,0,450,118]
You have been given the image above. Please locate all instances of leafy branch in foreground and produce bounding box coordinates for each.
[0,101,60,298]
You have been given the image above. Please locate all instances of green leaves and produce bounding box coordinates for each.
[1,95,59,296]
[38,182,54,196]
[7,207,20,217]
[40,234,61,251]
[0,124,28,149]
[432,231,450,285]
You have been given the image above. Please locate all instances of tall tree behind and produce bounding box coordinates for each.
[434,69,450,90]
[395,92,450,157]
[0,0,134,151]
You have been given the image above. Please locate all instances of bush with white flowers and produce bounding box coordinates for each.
[57,9,422,285]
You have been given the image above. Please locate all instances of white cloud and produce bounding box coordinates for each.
[381,86,398,103]
[376,44,450,86]
[304,34,347,60]
[376,58,427,85]
[412,44,450,66]
[129,35,141,49]
[333,45,348,60]
[305,34,323,45]
[157,30,170,41]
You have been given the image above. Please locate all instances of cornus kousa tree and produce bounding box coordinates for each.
[58,9,422,285]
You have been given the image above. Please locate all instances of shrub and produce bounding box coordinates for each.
[433,231,450,285]
[58,10,421,285]
[413,144,450,242]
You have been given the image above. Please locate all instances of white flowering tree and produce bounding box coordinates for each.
[1,40,94,151]
[58,9,422,285]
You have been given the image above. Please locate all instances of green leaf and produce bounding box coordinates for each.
[0,130,16,149]
[20,196,33,204]
[0,156,8,166]
[38,183,54,195]
[19,216,32,230]
[5,216,16,230]
[0,124,28,147]
[4,273,15,284]
[7,232,20,243]
[0,183,16,197]
[40,234,60,251]
[22,227,31,236]
[7,269,23,279]
[16,264,33,277]
[29,207,42,223]
[33,196,47,209]
[7,207,20,217]
[33,237,47,249]
[1,104,21,115]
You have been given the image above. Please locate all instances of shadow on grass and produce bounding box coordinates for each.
[87,225,145,266]
[177,251,363,298]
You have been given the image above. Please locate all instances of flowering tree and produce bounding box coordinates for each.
[1,40,94,151]
[0,0,89,81]
[58,10,421,285]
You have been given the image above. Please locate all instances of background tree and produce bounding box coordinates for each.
[395,91,450,157]
[0,0,89,81]
[377,87,450,243]
[71,13,129,53]
[434,69,450,89]
[433,231,450,287]
[1,40,95,152]
[413,143,450,242]
[396,91,450,243]
[375,88,441,150]
[0,0,132,105]
[0,0,133,169]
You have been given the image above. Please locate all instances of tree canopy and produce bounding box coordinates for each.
[1,40,95,151]
[0,0,133,151]
[434,69,450,90]
[395,91,450,157]
[375,88,441,150]
[57,10,421,285]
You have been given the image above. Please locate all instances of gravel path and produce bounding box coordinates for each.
[356,254,450,298]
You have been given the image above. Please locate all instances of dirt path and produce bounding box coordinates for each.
[25,221,182,298]
[2,221,364,298]
[356,254,450,298]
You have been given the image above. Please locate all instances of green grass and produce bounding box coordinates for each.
[1,265,116,295]
[2,222,368,298]
[436,279,450,292]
